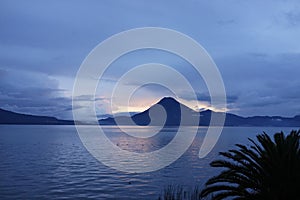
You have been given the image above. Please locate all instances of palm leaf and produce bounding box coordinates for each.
[200,130,300,200]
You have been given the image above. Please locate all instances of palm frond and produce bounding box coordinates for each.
[201,130,300,200]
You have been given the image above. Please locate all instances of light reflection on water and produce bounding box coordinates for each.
[0,125,297,199]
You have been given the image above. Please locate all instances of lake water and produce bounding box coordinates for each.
[0,125,297,199]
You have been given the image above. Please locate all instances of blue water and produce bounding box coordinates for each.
[0,125,297,199]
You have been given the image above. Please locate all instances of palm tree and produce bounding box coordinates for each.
[200,130,300,200]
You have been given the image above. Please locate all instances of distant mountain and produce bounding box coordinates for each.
[1,97,299,126]
[99,97,300,127]
[97,112,138,119]
[0,109,74,125]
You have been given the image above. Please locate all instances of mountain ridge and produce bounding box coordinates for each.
[0,108,74,125]
[1,97,299,126]
[99,97,300,127]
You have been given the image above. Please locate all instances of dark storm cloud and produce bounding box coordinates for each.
[0,68,74,119]
[1,0,300,118]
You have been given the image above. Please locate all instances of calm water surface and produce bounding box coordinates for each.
[0,125,297,199]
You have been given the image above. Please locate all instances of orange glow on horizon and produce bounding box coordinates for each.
[109,97,229,114]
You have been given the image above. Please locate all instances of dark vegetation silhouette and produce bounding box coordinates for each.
[200,130,300,200]
[158,185,202,200]
[158,130,300,200]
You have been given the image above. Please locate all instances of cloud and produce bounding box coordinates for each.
[285,9,300,26]
[217,19,236,26]
[1,0,300,118]
[72,95,108,102]
[0,68,74,119]
[176,90,239,107]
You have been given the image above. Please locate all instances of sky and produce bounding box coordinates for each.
[1,0,300,119]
